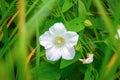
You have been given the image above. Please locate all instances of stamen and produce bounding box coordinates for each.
[54,36,65,47]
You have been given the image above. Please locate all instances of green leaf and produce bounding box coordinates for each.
[33,63,60,80]
[77,63,87,74]
[61,64,75,78]
[67,17,85,32]
[60,51,82,69]
[78,0,87,20]
[62,0,73,13]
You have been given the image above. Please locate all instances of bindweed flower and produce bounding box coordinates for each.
[39,22,79,61]
[115,29,120,39]
[79,54,93,64]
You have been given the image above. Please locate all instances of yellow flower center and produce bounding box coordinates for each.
[54,36,65,47]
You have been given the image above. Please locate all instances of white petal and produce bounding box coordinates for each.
[83,57,93,64]
[79,58,93,64]
[87,54,93,58]
[115,29,120,39]
[49,22,66,35]
[79,54,93,64]
[61,47,75,60]
[39,31,54,49]
[46,46,61,61]
[65,31,79,47]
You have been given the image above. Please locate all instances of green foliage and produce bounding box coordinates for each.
[67,17,85,32]
[62,0,73,13]
[84,65,98,80]
[0,0,120,80]
[33,63,60,80]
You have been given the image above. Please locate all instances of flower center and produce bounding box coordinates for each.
[54,36,65,47]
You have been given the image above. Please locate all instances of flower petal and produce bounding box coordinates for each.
[115,29,120,39]
[39,31,54,49]
[49,22,66,35]
[61,47,75,60]
[83,57,93,64]
[46,46,61,61]
[79,54,94,64]
[65,31,79,47]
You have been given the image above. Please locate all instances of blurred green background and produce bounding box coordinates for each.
[0,0,120,80]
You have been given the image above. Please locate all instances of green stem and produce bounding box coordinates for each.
[26,0,39,16]
[35,20,40,80]
[56,0,68,27]
[0,0,16,25]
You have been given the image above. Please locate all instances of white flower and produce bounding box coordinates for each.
[79,54,93,64]
[115,29,120,39]
[39,22,79,61]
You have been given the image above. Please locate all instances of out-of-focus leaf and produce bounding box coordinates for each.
[62,0,73,13]
[60,51,82,69]
[67,17,85,32]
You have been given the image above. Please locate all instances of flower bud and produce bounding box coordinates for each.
[84,19,93,27]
